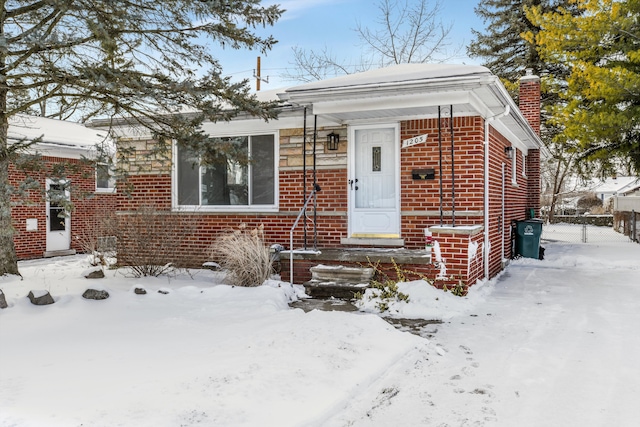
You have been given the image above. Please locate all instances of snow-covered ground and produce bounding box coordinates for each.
[1,227,639,426]
[542,222,630,244]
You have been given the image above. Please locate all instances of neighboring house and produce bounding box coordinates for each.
[97,64,542,287]
[611,179,640,240]
[591,176,640,203]
[8,115,117,259]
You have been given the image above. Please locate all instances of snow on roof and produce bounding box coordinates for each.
[8,114,109,148]
[591,176,640,195]
[254,87,290,102]
[286,63,492,93]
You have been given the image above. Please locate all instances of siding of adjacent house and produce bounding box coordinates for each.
[11,156,117,260]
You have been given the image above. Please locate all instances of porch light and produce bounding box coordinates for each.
[326,132,340,151]
[504,146,514,157]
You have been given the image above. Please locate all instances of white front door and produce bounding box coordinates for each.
[349,125,400,237]
[46,180,71,252]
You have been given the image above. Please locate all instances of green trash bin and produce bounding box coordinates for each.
[515,219,543,259]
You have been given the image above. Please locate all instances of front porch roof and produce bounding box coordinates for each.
[279,64,542,151]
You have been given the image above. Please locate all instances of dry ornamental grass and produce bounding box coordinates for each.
[208,224,273,287]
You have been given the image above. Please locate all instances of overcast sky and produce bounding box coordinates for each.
[216,0,483,90]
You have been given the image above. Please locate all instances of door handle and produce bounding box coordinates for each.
[348,179,359,190]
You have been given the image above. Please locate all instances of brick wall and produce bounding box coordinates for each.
[400,116,485,247]
[117,103,540,285]
[10,156,117,260]
[520,72,542,218]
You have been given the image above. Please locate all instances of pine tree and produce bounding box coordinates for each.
[468,0,578,93]
[0,0,283,276]
[468,0,581,221]
[528,0,640,172]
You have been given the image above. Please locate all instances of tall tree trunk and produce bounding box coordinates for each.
[0,119,19,276]
[0,4,20,276]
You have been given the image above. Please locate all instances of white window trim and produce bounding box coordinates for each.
[95,162,117,193]
[522,151,527,178]
[172,131,279,213]
[511,147,518,186]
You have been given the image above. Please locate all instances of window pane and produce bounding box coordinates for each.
[202,137,248,205]
[49,207,66,231]
[49,183,67,231]
[177,144,199,205]
[177,135,275,207]
[251,135,275,205]
[96,164,110,188]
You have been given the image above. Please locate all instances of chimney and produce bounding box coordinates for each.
[519,68,542,218]
[519,68,541,136]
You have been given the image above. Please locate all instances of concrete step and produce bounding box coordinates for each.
[303,280,370,299]
[309,264,374,283]
[304,265,374,299]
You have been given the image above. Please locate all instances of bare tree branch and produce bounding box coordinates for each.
[282,0,461,82]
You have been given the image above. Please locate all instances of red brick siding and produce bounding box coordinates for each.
[118,110,540,286]
[10,157,117,260]
[400,117,485,247]
[519,75,542,219]
[519,78,541,135]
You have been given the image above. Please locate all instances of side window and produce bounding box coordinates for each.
[96,163,116,192]
[511,148,517,185]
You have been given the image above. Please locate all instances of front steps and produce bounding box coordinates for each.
[303,265,374,299]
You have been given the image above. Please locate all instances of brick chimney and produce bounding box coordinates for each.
[520,68,541,217]
[519,68,541,136]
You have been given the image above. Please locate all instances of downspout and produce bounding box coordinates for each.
[450,105,455,227]
[501,162,505,264]
[313,115,318,249]
[303,107,307,249]
[484,104,510,280]
[438,106,443,226]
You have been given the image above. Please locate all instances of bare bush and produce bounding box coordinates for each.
[73,212,118,267]
[116,205,196,277]
[577,193,603,214]
[208,224,272,287]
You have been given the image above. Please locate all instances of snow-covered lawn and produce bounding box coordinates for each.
[1,236,640,426]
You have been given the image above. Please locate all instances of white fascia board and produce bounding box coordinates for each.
[468,91,495,119]
[288,80,484,105]
[26,142,94,160]
[200,115,340,135]
[311,91,471,116]
[491,120,532,154]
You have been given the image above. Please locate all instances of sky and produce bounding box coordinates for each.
[217,0,484,90]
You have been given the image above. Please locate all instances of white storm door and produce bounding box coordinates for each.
[46,180,71,252]
[349,125,400,237]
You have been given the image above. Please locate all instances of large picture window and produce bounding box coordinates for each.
[176,134,277,210]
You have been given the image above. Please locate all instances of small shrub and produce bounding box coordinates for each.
[74,212,118,268]
[442,279,467,297]
[208,224,272,287]
[357,258,412,313]
[115,205,196,277]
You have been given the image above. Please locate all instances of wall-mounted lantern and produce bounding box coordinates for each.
[326,132,340,151]
[504,146,514,157]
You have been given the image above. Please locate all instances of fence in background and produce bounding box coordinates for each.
[541,217,633,244]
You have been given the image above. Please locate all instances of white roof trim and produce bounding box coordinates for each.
[282,64,542,150]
